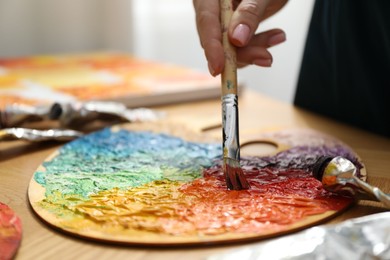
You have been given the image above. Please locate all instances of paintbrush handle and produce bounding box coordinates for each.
[220,0,238,96]
[220,0,241,160]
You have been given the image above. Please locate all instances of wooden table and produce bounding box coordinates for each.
[1,90,389,259]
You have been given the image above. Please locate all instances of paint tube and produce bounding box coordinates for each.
[1,101,165,129]
[0,103,51,128]
[50,101,165,128]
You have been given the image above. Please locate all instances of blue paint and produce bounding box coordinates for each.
[34,128,222,197]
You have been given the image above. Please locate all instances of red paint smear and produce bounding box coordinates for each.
[0,202,22,260]
[205,165,352,211]
[171,166,352,235]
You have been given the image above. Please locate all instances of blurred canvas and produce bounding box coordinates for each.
[0,52,220,109]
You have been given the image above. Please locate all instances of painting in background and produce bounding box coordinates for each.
[0,52,220,109]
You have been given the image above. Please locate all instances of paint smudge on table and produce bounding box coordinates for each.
[0,202,22,260]
[33,128,354,237]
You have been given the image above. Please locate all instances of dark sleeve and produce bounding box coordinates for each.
[294,0,390,137]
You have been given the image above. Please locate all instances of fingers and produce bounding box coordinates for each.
[230,0,269,46]
[229,0,288,47]
[193,0,287,76]
[237,29,286,68]
[203,39,225,76]
[193,0,224,76]
[237,47,272,68]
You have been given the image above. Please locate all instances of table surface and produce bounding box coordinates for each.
[1,90,389,260]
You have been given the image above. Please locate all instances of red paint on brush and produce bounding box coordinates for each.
[224,162,250,190]
[0,202,22,260]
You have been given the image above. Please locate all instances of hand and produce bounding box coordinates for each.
[193,0,288,76]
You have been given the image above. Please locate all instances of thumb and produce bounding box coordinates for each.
[229,0,269,47]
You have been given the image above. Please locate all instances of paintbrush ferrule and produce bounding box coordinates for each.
[222,93,240,161]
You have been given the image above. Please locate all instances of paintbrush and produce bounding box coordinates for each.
[220,0,250,190]
[313,156,390,208]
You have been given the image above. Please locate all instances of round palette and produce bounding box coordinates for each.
[0,202,22,259]
[28,122,364,246]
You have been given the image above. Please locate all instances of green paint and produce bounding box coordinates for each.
[34,128,221,198]
[227,80,234,90]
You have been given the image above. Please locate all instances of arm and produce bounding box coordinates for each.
[193,0,288,76]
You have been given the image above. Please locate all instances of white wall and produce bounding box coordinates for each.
[240,1,315,103]
[0,1,36,56]
[0,0,314,103]
[132,1,208,70]
[132,0,315,103]
[0,0,133,56]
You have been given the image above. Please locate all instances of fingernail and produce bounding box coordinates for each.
[232,24,251,46]
[268,32,286,46]
[208,62,217,76]
[253,59,272,67]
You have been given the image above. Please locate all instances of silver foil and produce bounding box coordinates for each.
[0,128,82,142]
[208,212,390,260]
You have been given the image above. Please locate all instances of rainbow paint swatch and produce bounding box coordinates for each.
[29,126,358,245]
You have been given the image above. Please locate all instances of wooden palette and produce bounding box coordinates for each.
[28,122,365,246]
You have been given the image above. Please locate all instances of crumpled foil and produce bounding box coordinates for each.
[0,128,83,142]
[208,212,390,260]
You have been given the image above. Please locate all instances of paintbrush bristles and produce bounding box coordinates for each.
[224,158,250,190]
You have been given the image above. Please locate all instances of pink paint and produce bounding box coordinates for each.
[0,202,22,260]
